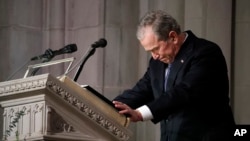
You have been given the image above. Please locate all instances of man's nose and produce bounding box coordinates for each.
[151,52,159,60]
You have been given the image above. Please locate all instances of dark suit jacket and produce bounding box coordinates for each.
[114,31,235,141]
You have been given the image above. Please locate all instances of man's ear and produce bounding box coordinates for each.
[168,31,178,42]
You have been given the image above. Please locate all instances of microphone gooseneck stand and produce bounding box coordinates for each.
[29,44,78,76]
[73,47,96,82]
[71,38,107,82]
[30,49,54,76]
[30,58,52,76]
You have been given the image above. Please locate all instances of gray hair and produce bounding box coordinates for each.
[136,10,181,41]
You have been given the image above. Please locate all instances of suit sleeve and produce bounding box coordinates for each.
[113,59,155,109]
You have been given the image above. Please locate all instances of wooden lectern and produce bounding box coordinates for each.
[0,74,131,141]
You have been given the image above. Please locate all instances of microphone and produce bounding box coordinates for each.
[31,44,77,61]
[73,38,107,82]
[91,38,107,48]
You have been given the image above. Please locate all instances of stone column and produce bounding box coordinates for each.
[233,0,250,124]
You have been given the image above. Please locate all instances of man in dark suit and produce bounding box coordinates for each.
[113,10,235,141]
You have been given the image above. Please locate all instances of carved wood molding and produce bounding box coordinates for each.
[0,77,47,95]
[46,80,130,141]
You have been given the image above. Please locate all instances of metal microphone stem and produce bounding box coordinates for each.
[30,58,51,76]
[73,47,96,82]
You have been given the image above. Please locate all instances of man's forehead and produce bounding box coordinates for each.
[140,30,159,51]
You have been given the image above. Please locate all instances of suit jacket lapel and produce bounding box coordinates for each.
[165,31,194,90]
[159,63,167,94]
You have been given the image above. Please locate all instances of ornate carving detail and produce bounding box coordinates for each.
[8,108,15,119]
[0,78,46,95]
[48,108,75,133]
[33,103,44,114]
[46,80,130,141]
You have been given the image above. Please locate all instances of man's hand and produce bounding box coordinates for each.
[113,101,143,122]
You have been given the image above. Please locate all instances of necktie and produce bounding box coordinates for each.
[164,64,172,92]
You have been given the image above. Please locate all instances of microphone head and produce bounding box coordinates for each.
[91,38,107,48]
[62,44,78,53]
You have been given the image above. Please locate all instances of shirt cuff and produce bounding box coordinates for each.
[136,105,154,121]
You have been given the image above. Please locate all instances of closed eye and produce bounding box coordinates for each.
[148,46,160,53]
